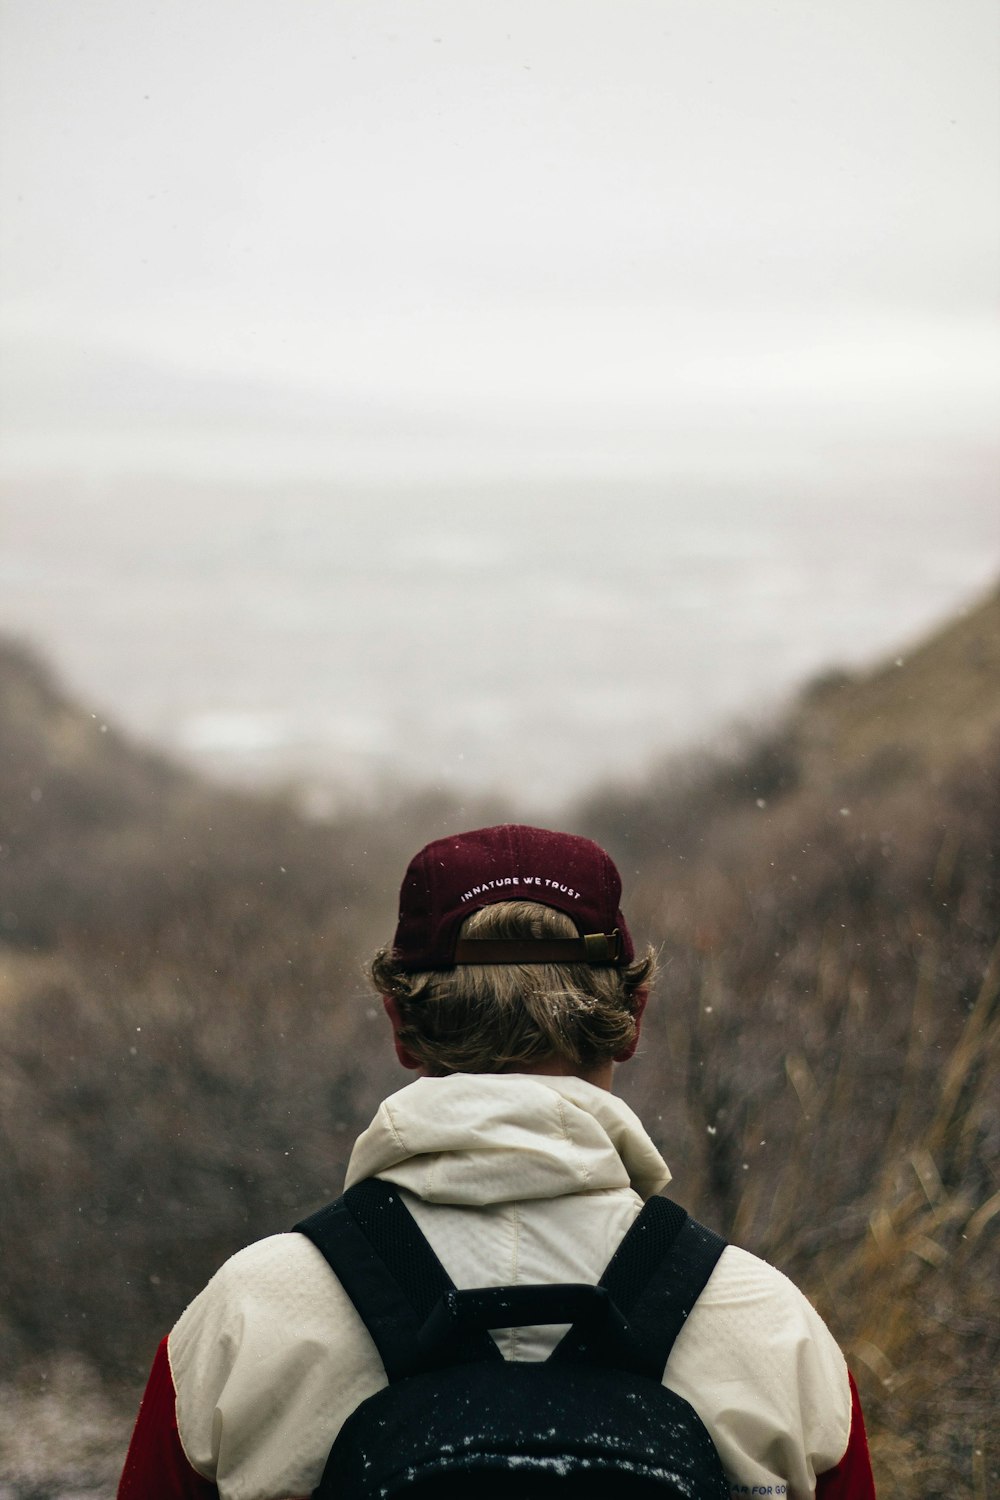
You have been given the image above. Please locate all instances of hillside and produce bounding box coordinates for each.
[0,635,506,966]
[573,585,999,1498]
[791,581,1000,789]
[0,591,997,1498]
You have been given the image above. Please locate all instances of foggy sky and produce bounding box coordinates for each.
[2,0,998,484]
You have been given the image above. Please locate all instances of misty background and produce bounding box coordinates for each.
[2,0,998,800]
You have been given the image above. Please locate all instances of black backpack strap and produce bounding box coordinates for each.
[554,1196,727,1379]
[628,1206,727,1374]
[294,1178,499,1380]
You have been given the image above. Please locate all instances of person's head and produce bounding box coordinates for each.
[370,824,655,1084]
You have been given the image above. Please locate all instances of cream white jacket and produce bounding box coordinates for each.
[125,1074,870,1500]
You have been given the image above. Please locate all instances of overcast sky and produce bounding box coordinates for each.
[2,0,998,484]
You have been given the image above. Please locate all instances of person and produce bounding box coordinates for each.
[119,823,876,1499]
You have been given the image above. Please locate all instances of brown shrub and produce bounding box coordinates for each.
[0,633,996,1495]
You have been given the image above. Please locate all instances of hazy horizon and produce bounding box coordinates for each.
[2,2,997,808]
[2,473,995,811]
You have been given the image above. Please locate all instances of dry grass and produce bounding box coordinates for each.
[789,945,998,1495]
[597,718,999,1497]
[1,617,997,1495]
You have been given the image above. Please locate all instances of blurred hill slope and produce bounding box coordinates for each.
[791,581,1000,789]
[573,583,999,1497]
[0,634,503,963]
[576,580,999,865]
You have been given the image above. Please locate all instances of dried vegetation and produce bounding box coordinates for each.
[0,586,997,1497]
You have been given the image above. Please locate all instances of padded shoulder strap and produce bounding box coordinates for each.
[554,1197,727,1379]
[297,1184,724,1382]
[294,1179,498,1380]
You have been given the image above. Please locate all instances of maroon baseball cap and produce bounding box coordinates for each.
[391,824,634,971]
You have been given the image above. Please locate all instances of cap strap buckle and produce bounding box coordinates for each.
[583,930,620,963]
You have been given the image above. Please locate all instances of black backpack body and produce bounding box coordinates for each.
[295,1178,730,1499]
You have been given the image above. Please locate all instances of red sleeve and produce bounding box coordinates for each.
[815,1371,876,1499]
[118,1336,220,1500]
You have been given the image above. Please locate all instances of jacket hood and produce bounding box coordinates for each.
[345,1073,671,1205]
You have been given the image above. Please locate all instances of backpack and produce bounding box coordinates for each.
[293,1176,731,1494]
[295,1179,730,1498]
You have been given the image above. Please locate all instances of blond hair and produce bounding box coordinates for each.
[370,900,655,1075]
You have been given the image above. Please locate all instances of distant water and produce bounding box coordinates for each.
[1,473,996,810]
